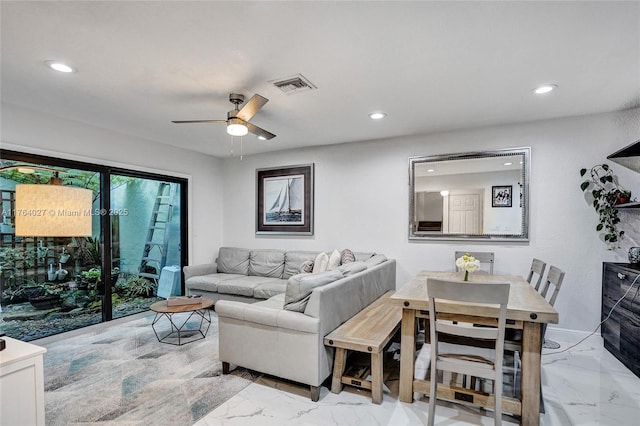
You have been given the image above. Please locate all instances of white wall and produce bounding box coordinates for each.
[0,103,225,266]
[222,108,640,333]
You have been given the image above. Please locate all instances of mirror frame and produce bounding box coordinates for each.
[408,147,530,242]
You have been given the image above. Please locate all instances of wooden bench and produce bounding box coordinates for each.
[324,291,401,404]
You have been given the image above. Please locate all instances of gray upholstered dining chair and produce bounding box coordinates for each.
[425,278,510,426]
[454,251,495,274]
[527,258,547,291]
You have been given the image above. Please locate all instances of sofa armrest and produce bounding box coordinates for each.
[216,300,320,334]
[183,263,217,280]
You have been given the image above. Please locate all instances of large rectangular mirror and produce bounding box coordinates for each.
[409,147,530,241]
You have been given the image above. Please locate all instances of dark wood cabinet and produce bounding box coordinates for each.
[602,262,640,377]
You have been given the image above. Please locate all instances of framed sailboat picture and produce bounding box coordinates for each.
[256,164,314,235]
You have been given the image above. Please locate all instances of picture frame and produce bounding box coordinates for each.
[492,185,512,207]
[256,164,314,235]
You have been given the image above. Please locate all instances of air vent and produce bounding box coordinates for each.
[270,74,317,95]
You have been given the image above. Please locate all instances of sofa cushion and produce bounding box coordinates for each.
[327,249,342,270]
[185,273,245,292]
[217,247,250,275]
[284,269,344,312]
[340,248,356,264]
[254,293,286,309]
[254,279,288,300]
[364,253,387,266]
[249,249,285,278]
[312,252,329,273]
[283,251,320,279]
[337,260,367,276]
[354,252,375,262]
[217,276,282,297]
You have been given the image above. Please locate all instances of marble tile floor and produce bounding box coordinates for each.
[196,332,640,425]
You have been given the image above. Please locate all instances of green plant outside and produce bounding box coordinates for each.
[124,276,156,298]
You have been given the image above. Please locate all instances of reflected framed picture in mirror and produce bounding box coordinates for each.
[492,185,512,207]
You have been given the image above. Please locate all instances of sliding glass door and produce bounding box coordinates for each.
[109,174,183,319]
[0,150,187,340]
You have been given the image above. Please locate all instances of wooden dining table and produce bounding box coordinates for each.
[390,270,559,426]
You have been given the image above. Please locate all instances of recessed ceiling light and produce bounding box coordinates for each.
[368,112,386,120]
[504,162,513,166]
[257,135,267,141]
[44,60,75,73]
[533,84,557,95]
[427,169,435,173]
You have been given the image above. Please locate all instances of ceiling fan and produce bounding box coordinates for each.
[172,93,276,140]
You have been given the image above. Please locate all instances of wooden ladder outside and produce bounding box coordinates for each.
[138,182,176,283]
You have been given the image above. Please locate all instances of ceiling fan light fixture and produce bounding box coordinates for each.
[227,118,248,136]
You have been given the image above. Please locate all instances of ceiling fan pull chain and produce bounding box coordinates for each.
[240,135,243,160]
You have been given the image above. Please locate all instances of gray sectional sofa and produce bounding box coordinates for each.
[183,246,396,401]
[184,247,379,303]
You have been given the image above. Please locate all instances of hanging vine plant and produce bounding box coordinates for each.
[579,164,632,247]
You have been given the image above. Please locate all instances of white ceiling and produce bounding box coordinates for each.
[1,1,639,158]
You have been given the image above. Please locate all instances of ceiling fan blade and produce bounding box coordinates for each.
[246,122,276,140]
[236,94,268,122]
[171,119,227,124]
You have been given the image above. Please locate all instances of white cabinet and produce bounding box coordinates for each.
[0,337,47,426]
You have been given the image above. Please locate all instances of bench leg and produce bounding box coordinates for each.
[310,385,320,402]
[371,351,383,404]
[222,361,230,375]
[331,348,348,394]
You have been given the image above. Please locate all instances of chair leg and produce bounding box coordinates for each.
[428,362,437,426]
[514,351,520,395]
[494,373,502,426]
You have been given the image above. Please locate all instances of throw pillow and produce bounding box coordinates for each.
[312,252,329,273]
[299,260,314,273]
[340,248,355,264]
[327,249,341,270]
[284,270,344,312]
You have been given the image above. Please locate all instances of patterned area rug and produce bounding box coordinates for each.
[42,312,260,425]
